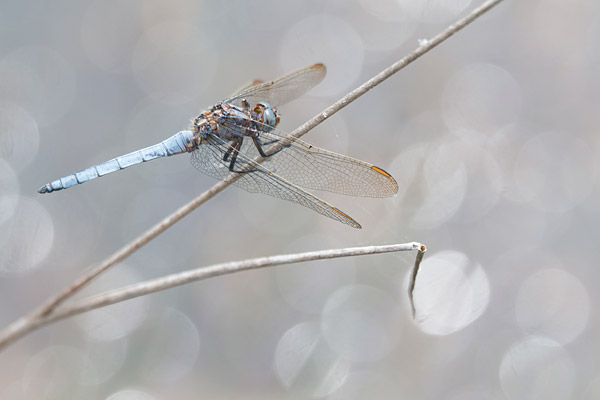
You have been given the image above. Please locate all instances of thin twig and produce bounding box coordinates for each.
[0,0,503,352]
[0,243,425,349]
[34,243,425,330]
[409,244,427,318]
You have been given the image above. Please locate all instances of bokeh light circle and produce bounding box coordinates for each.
[106,389,157,400]
[410,250,489,335]
[515,268,590,345]
[444,140,503,224]
[410,140,467,229]
[396,0,473,24]
[329,371,405,400]
[274,321,349,397]
[499,336,575,400]
[512,131,595,212]
[442,63,522,137]
[81,0,145,73]
[0,158,19,225]
[23,346,99,398]
[0,46,76,126]
[0,103,39,170]
[0,196,53,274]
[138,308,200,384]
[280,15,363,98]
[584,376,600,400]
[132,22,217,105]
[321,285,401,363]
[75,265,149,341]
[354,0,417,51]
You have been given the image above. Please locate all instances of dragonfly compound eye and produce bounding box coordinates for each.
[256,101,278,131]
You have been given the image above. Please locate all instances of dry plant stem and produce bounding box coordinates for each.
[409,244,427,318]
[0,0,503,351]
[33,243,426,330]
[0,243,425,350]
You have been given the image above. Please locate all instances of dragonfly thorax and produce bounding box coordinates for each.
[192,101,280,143]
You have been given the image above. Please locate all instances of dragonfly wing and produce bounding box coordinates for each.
[190,135,361,228]
[219,119,398,197]
[228,79,263,99]
[226,64,326,108]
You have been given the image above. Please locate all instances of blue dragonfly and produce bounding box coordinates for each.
[38,64,398,228]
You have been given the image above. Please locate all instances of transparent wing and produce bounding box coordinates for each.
[190,135,361,228]
[219,119,399,198]
[229,79,263,98]
[225,64,326,108]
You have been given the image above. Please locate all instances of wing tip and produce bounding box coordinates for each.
[370,165,392,178]
[312,63,327,76]
[333,207,362,229]
[371,166,399,196]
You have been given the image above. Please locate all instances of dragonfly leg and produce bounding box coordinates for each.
[227,139,243,169]
[223,142,237,163]
[252,136,288,158]
[227,139,257,174]
[259,137,279,146]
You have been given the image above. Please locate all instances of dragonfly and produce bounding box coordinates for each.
[38,64,398,228]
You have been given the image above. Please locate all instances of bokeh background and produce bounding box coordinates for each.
[1,0,599,398]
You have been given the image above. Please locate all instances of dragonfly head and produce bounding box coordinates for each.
[254,101,280,132]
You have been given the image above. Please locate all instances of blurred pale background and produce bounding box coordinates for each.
[1,0,599,398]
